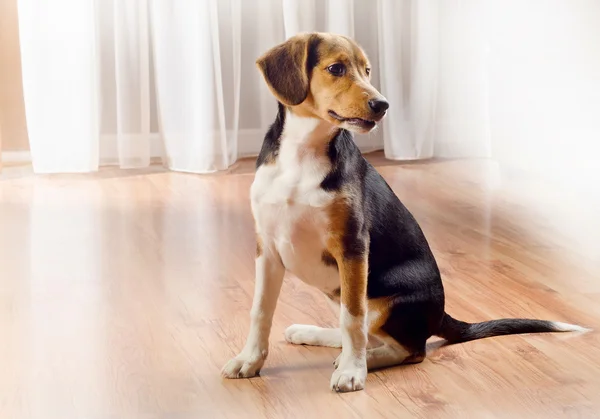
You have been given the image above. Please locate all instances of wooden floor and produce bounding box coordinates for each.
[1,154,599,418]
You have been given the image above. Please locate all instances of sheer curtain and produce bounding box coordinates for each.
[16,0,600,175]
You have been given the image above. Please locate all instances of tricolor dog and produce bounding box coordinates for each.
[221,32,587,392]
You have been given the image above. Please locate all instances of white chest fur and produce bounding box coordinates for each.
[251,112,340,293]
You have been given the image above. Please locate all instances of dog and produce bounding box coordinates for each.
[221,32,587,392]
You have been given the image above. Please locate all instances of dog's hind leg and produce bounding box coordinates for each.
[283,290,343,347]
[285,325,342,348]
[333,331,425,370]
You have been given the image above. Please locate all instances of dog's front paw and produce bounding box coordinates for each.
[330,365,367,392]
[221,350,267,379]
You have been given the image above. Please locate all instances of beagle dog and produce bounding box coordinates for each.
[221,32,586,392]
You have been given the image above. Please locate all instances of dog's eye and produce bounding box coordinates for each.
[365,67,371,76]
[327,63,346,76]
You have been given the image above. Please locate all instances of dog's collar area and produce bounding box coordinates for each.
[328,110,377,130]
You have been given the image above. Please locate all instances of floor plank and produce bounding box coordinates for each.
[0,154,598,418]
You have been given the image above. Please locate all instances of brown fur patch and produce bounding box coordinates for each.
[367,297,394,334]
[256,34,320,106]
[326,196,368,317]
[293,33,381,126]
[326,197,351,253]
[259,32,384,129]
[338,258,368,317]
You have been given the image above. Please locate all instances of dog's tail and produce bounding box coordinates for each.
[436,313,589,344]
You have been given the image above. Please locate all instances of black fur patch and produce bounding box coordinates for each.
[438,313,558,344]
[256,102,285,168]
[320,130,357,191]
[306,35,321,77]
[320,127,445,352]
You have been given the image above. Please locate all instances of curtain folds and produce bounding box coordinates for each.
[16,1,600,175]
[18,0,99,173]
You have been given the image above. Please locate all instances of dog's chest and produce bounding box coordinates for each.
[251,142,339,292]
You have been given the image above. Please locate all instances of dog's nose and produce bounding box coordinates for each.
[368,99,389,115]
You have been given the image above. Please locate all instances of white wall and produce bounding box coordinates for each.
[486,0,600,183]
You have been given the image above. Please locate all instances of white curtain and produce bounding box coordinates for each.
[17,0,600,176]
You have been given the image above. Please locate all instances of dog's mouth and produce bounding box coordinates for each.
[328,110,378,130]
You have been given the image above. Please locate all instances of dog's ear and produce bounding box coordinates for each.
[256,33,320,106]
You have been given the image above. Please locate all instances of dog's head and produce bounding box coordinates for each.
[256,32,388,134]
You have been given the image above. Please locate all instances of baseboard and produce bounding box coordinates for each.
[99,133,164,165]
[235,129,264,158]
[100,130,265,162]
[2,130,385,169]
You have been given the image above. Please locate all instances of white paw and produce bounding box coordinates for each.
[221,350,267,379]
[285,324,342,347]
[285,324,315,345]
[330,365,367,392]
